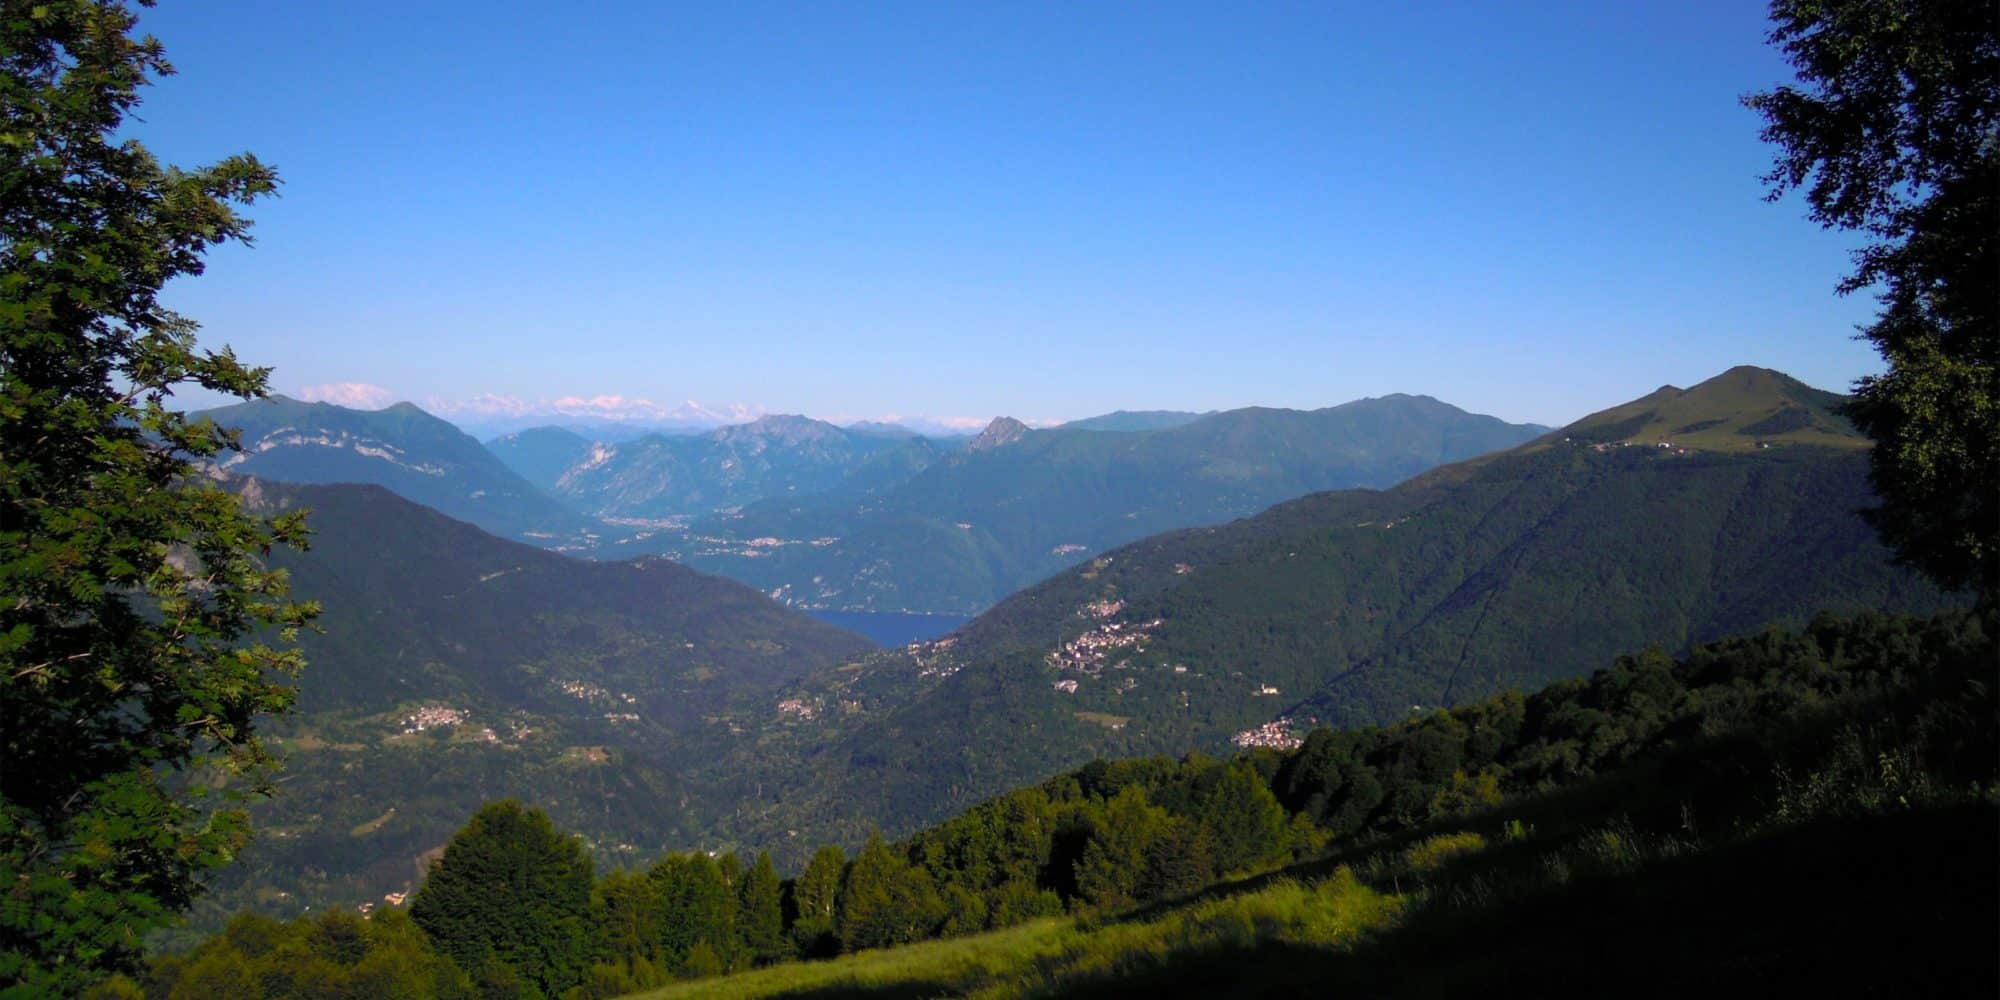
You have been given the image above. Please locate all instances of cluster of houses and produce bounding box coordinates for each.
[398,705,465,734]
[776,697,818,720]
[1046,616,1162,674]
[1231,719,1304,751]
[911,636,962,679]
[556,678,639,707]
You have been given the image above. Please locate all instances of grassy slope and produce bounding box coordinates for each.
[637,608,1997,998]
[633,804,1995,1000]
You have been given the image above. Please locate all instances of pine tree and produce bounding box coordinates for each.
[738,852,788,965]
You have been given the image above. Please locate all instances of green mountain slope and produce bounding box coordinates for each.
[194,479,875,927]
[196,396,602,548]
[1550,365,1859,451]
[689,369,1949,855]
[673,395,1549,613]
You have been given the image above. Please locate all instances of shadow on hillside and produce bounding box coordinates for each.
[759,805,1997,999]
[1064,805,2000,999]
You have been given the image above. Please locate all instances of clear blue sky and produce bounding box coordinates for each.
[137,0,1881,428]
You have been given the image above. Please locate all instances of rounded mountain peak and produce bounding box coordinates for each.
[967,416,1030,451]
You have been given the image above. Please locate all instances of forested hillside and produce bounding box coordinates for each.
[127,609,1998,997]
[177,480,875,938]
[684,369,1950,857]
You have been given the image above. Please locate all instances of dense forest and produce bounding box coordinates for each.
[109,607,1997,997]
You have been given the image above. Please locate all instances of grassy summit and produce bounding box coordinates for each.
[1548,365,1863,453]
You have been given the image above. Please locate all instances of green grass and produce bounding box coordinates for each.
[635,870,1401,1000]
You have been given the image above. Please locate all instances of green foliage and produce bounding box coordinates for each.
[837,833,946,952]
[1746,0,1999,599]
[0,1,317,990]
[1072,788,1167,910]
[1191,761,1292,875]
[1404,831,1487,874]
[409,801,594,997]
[787,845,845,958]
[591,870,664,973]
[1273,610,1995,844]
[736,853,786,966]
[635,868,1401,1000]
[135,908,472,999]
[647,852,736,975]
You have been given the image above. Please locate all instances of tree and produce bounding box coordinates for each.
[1192,761,1292,875]
[1073,786,1166,909]
[737,852,787,966]
[788,845,845,957]
[409,801,594,997]
[0,1,315,990]
[647,852,735,975]
[592,869,665,971]
[1745,0,1999,600]
[837,832,944,952]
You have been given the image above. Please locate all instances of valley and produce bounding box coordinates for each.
[11,5,1992,994]
[174,366,1953,934]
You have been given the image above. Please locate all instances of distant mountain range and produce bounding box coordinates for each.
[682,367,1951,854]
[660,395,1550,612]
[548,414,915,520]
[1060,410,1210,432]
[201,392,1549,616]
[194,396,603,549]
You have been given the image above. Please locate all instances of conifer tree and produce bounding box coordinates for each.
[738,852,788,965]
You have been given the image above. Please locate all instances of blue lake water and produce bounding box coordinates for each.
[807,610,971,647]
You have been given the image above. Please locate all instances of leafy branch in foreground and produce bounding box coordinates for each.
[1746,0,2000,599]
[1,0,315,991]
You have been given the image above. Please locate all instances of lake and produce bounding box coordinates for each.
[807,610,972,647]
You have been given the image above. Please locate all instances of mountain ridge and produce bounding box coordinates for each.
[682,367,1948,856]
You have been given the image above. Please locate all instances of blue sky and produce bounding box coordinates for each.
[137,1,1880,429]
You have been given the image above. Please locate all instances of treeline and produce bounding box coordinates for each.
[111,608,1993,998]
